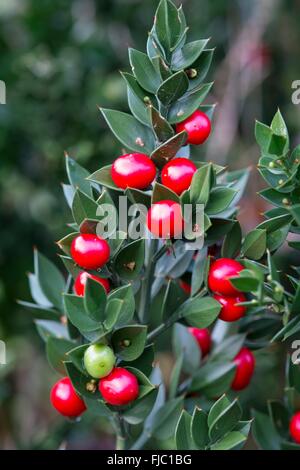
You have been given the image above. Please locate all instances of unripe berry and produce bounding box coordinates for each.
[84,344,116,379]
[214,293,247,322]
[188,327,211,356]
[99,367,139,406]
[111,153,156,190]
[176,110,211,145]
[208,258,244,296]
[231,347,255,391]
[161,157,197,195]
[71,234,110,270]
[74,271,110,296]
[50,377,86,418]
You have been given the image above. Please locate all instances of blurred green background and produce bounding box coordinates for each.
[0,0,300,449]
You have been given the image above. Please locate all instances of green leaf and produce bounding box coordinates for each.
[175,410,194,450]
[83,277,107,323]
[157,71,189,105]
[57,232,78,257]
[267,400,290,439]
[208,395,231,427]
[161,280,187,322]
[46,337,74,375]
[125,187,151,209]
[122,388,158,425]
[100,108,155,154]
[255,120,273,153]
[256,214,292,232]
[88,164,120,191]
[34,250,65,310]
[169,353,184,399]
[112,325,147,361]
[190,362,236,397]
[114,239,145,280]
[229,269,260,292]
[67,344,89,375]
[241,229,267,260]
[187,49,214,91]
[59,256,81,280]
[63,294,99,332]
[107,284,135,326]
[191,247,209,296]
[129,49,161,94]
[65,361,98,401]
[104,298,123,331]
[171,39,209,71]
[190,164,214,205]
[191,407,209,449]
[149,105,174,142]
[271,109,289,142]
[168,83,213,124]
[208,398,242,442]
[210,431,246,450]
[35,319,69,342]
[28,272,52,307]
[252,409,281,450]
[125,76,152,126]
[65,154,92,197]
[173,323,201,373]
[176,295,221,328]
[206,187,236,215]
[210,334,246,362]
[288,360,300,393]
[152,181,180,203]
[221,221,242,259]
[120,345,154,377]
[151,131,187,169]
[72,189,98,226]
[154,0,182,55]
[17,300,60,321]
[150,397,184,440]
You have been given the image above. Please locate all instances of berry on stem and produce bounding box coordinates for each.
[71,233,110,270]
[111,153,156,190]
[99,367,139,406]
[188,327,211,356]
[290,412,300,444]
[208,258,244,296]
[161,157,197,195]
[176,110,211,145]
[84,344,116,379]
[147,200,184,239]
[214,293,246,322]
[50,377,86,418]
[74,271,110,296]
[231,347,255,391]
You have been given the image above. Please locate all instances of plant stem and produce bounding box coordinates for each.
[114,414,126,450]
[139,237,159,324]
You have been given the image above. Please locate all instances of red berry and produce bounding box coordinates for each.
[111,153,156,190]
[188,327,211,356]
[290,412,300,444]
[231,347,255,391]
[179,279,191,295]
[74,271,110,296]
[71,234,110,270]
[214,293,246,322]
[208,258,244,296]
[147,200,184,239]
[176,110,211,145]
[50,377,86,418]
[99,367,139,406]
[161,158,197,195]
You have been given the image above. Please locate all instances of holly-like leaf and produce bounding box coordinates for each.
[63,294,99,332]
[129,49,161,94]
[107,284,135,326]
[241,229,267,260]
[72,189,98,226]
[152,181,180,203]
[190,164,214,205]
[168,83,213,124]
[187,49,214,91]
[114,239,145,280]
[208,398,242,442]
[206,187,237,215]
[100,108,155,154]
[83,277,107,323]
[171,39,209,71]
[154,0,182,56]
[157,71,189,106]
[112,325,147,361]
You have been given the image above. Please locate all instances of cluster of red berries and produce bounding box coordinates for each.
[188,327,255,391]
[208,258,247,322]
[51,343,139,418]
[110,111,211,240]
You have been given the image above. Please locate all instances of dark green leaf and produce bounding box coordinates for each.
[171,40,209,71]
[72,190,98,226]
[65,154,92,197]
[107,284,135,326]
[190,362,236,397]
[206,187,236,215]
[176,295,221,328]
[168,83,213,124]
[46,337,74,375]
[34,250,65,310]
[190,164,214,205]
[151,131,187,169]
[114,239,145,280]
[187,49,214,91]
[173,323,201,373]
[209,398,242,442]
[149,105,174,142]
[221,222,242,259]
[157,71,189,105]
[191,407,209,449]
[252,409,281,450]
[150,397,184,440]
[152,181,180,203]
[129,49,161,94]
[210,431,246,450]
[241,229,267,260]
[63,294,99,332]
[83,277,107,323]
[175,410,194,450]
[112,325,147,361]
[154,0,182,55]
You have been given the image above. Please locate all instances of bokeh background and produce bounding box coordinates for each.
[0,0,300,449]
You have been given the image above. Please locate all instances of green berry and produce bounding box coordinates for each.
[84,344,116,379]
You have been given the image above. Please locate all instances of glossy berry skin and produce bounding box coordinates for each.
[208,258,244,296]
[111,153,156,190]
[176,110,211,145]
[50,377,86,418]
[231,347,255,391]
[84,344,116,379]
[188,327,211,356]
[289,412,300,444]
[161,158,197,195]
[74,271,110,296]
[214,293,246,322]
[71,234,110,270]
[99,367,139,406]
[147,200,184,239]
